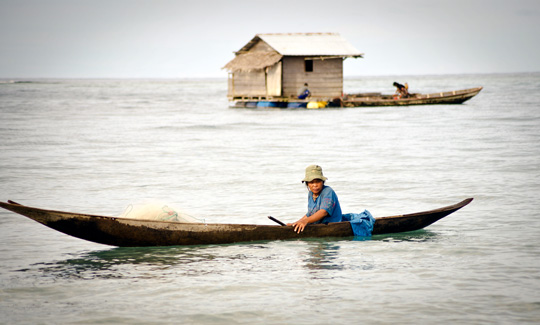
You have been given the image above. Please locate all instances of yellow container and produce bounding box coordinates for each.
[307,101,327,109]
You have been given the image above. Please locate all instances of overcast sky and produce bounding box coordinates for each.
[0,0,539,78]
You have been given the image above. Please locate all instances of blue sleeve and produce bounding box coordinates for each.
[319,187,337,216]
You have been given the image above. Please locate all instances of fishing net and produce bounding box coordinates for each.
[117,200,203,223]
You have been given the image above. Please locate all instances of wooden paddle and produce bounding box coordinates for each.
[268,216,286,226]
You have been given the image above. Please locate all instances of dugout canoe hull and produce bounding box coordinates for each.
[231,87,482,108]
[0,198,473,247]
[343,87,483,107]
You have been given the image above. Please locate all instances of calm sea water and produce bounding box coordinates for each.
[0,74,539,324]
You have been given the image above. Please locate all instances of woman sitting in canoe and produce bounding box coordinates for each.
[288,165,343,233]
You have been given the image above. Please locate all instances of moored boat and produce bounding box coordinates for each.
[231,87,482,108]
[0,198,473,247]
[343,86,483,107]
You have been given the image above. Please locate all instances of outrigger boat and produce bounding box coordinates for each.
[0,198,472,247]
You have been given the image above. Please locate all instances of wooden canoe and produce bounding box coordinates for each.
[343,87,483,107]
[0,198,473,247]
[231,87,482,108]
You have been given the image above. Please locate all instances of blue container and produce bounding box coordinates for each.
[287,102,307,108]
[256,101,285,108]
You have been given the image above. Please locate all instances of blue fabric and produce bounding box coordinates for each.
[306,185,375,238]
[307,186,342,224]
[298,89,310,99]
[342,210,376,237]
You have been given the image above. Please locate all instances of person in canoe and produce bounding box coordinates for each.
[393,81,409,99]
[288,165,377,237]
[288,165,343,233]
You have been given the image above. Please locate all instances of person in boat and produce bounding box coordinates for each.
[298,83,311,100]
[287,165,343,233]
[393,81,409,98]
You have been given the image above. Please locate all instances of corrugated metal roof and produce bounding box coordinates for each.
[223,33,363,71]
[242,33,363,58]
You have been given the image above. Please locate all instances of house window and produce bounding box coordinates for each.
[305,60,313,72]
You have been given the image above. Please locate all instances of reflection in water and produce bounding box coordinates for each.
[27,245,243,280]
[24,231,440,281]
[303,240,344,271]
[373,229,440,243]
[301,230,440,273]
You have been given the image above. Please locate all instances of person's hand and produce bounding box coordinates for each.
[288,217,309,233]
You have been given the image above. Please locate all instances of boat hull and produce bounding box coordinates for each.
[344,87,483,107]
[231,87,482,108]
[0,198,473,247]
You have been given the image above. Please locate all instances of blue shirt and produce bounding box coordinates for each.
[307,185,343,224]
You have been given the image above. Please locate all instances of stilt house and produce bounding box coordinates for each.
[223,33,363,101]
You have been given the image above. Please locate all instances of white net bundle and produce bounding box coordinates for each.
[117,200,203,223]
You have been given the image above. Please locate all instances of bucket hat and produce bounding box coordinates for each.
[302,165,328,183]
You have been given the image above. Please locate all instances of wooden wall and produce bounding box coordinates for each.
[250,41,274,53]
[228,38,344,99]
[266,62,282,96]
[230,70,266,97]
[282,57,343,98]
[228,40,275,98]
